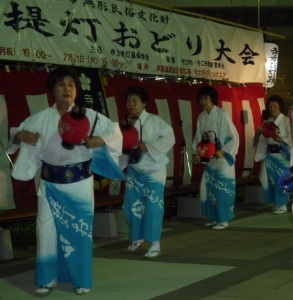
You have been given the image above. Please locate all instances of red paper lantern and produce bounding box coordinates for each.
[120,125,139,151]
[262,121,279,138]
[196,140,216,163]
[58,111,90,149]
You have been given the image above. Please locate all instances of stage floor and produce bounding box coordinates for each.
[1,202,293,300]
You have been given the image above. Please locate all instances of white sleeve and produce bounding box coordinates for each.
[90,112,123,165]
[255,135,268,162]
[145,118,175,162]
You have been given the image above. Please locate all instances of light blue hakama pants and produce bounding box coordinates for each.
[123,167,166,242]
[35,178,94,288]
[261,153,290,207]
[200,157,235,223]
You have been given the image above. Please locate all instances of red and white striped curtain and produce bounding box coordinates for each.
[0,71,266,210]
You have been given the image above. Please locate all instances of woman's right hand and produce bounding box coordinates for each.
[255,126,262,136]
[14,130,40,146]
[192,153,201,164]
[84,136,105,148]
[253,126,262,145]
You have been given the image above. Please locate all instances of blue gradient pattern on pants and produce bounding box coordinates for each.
[123,167,165,242]
[263,153,290,207]
[35,179,93,288]
[201,160,235,223]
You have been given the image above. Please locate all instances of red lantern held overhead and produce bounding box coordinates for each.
[58,105,90,150]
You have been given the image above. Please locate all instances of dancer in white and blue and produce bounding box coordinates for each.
[254,94,292,214]
[192,86,239,230]
[8,67,124,296]
[122,86,175,258]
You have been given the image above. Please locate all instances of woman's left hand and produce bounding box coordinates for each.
[192,154,201,164]
[215,149,224,158]
[273,135,285,144]
[84,136,105,148]
[138,142,148,153]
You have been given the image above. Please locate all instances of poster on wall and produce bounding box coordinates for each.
[76,67,108,116]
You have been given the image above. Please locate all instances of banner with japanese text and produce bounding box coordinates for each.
[0,0,265,83]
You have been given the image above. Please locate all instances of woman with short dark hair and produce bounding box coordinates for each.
[192,85,239,230]
[254,94,292,214]
[7,66,123,296]
[122,85,175,258]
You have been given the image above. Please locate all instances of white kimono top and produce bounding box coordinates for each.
[121,109,175,173]
[8,104,122,181]
[192,105,239,160]
[255,113,292,162]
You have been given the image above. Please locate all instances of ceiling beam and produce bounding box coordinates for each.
[143,0,293,8]
[131,0,286,39]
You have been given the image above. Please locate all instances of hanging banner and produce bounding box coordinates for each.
[77,67,108,116]
[0,0,265,83]
[264,42,279,88]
